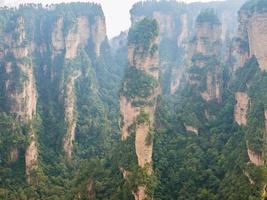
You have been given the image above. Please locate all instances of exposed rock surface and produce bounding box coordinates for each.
[52,15,105,59]
[248,13,267,71]
[63,71,81,159]
[189,13,222,103]
[200,71,222,102]
[234,92,249,126]
[133,186,146,200]
[91,16,106,57]
[235,9,267,72]
[153,11,175,39]
[65,17,90,59]
[52,17,65,56]
[0,16,38,181]
[4,17,37,123]
[120,96,139,140]
[25,128,38,184]
[247,148,264,166]
[128,38,160,79]
[177,14,189,47]
[194,22,222,56]
[185,124,198,135]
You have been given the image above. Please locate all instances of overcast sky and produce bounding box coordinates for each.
[3,0,222,38]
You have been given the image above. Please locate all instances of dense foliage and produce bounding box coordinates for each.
[122,66,158,99]
[128,18,159,51]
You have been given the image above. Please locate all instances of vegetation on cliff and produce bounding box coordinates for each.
[196,9,221,25]
[0,0,267,200]
[128,17,159,51]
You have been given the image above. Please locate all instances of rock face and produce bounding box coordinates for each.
[235,8,267,72]
[3,17,37,123]
[234,92,249,126]
[177,14,189,47]
[185,124,198,135]
[194,21,222,56]
[91,16,106,57]
[63,71,81,159]
[0,16,38,182]
[247,148,264,166]
[120,19,159,200]
[49,13,107,158]
[120,96,139,140]
[52,17,65,56]
[152,11,176,39]
[52,15,105,59]
[189,12,222,103]
[0,3,108,185]
[25,128,38,183]
[248,13,267,71]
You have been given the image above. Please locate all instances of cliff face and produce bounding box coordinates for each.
[0,16,38,182]
[52,15,105,59]
[234,6,267,72]
[130,1,242,96]
[49,7,107,159]
[0,3,109,188]
[189,12,222,103]
[194,23,221,56]
[52,16,89,158]
[2,17,37,122]
[62,71,81,159]
[234,92,249,126]
[120,18,159,200]
[91,16,106,57]
[231,3,267,195]
[248,13,267,71]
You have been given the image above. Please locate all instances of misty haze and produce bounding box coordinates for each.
[0,0,267,200]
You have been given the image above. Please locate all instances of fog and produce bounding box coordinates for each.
[2,0,223,38]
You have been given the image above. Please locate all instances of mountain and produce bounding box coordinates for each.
[0,0,267,200]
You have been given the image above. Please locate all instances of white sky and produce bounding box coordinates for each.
[2,0,222,38]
